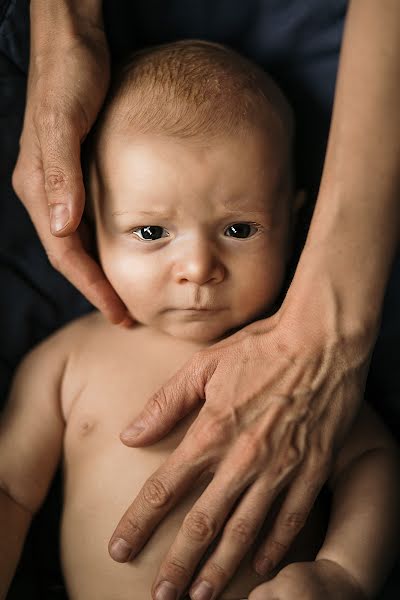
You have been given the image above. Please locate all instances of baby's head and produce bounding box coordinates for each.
[85,40,303,344]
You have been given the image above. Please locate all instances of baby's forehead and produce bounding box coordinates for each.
[90,128,292,225]
[98,126,285,180]
[95,89,290,177]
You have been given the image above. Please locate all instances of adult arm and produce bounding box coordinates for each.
[251,404,400,600]
[12,0,131,325]
[0,336,66,597]
[110,1,400,599]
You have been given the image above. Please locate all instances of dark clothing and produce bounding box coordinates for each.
[1,1,399,597]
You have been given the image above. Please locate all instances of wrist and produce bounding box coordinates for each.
[282,243,381,352]
[30,0,104,54]
[283,180,398,346]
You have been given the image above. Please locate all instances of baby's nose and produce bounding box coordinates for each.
[173,239,225,285]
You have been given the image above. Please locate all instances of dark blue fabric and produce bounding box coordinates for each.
[1,1,399,597]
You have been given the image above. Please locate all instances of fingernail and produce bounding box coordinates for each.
[155,580,178,600]
[254,556,272,576]
[109,538,133,562]
[122,423,145,440]
[190,579,214,600]
[120,315,134,328]
[50,203,70,233]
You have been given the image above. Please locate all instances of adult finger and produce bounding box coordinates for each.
[35,112,86,237]
[151,401,294,600]
[45,230,132,325]
[252,456,331,576]
[108,440,208,563]
[187,474,273,600]
[150,441,260,599]
[12,136,131,326]
[120,354,216,446]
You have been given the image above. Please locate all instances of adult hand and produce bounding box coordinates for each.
[109,276,376,600]
[12,3,131,325]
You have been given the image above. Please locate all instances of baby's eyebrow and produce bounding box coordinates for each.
[111,207,269,218]
[111,208,176,218]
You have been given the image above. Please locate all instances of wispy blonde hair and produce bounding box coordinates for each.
[92,39,294,144]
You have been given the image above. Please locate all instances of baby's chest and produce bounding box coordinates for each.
[63,328,196,431]
[66,376,152,438]
[62,354,198,466]
[63,370,159,458]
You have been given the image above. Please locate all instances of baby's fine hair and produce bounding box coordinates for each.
[82,40,305,295]
[91,39,294,144]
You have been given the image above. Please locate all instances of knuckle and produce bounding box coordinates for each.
[204,413,232,444]
[121,513,145,539]
[282,511,307,532]
[226,517,257,545]
[188,411,232,455]
[269,538,289,557]
[183,509,216,543]
[237,431,262,464]
[44,166,68,194]
[206,560,227,580]
[164,555,190,580]
[142,476,172,509]
[189,421,214,455]
[148,387,168,418]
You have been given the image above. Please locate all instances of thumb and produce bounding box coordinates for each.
[38,118,86,237]
[121,361,207,447]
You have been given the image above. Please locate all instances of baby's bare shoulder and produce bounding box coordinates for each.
[22,311,120,379]
[57,311,150,380]
[46,310,125,352]
[56,310,107,341]
[60,310,149,355]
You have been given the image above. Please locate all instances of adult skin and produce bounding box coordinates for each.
[12,0,131,326]
[11,1,400,600]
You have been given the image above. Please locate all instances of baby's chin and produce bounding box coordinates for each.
[132,310,246,344]
[156,320,235,344]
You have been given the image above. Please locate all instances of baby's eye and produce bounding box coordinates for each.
[130,226,169,241]
[224,223,259,238]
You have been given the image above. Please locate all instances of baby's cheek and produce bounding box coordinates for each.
[237,257,286,315]
[102,251,161,319]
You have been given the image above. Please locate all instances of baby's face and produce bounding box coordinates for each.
[92,128,298,343]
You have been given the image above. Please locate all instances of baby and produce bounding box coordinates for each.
[1,40,400,600]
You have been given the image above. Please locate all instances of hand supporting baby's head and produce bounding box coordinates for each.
[82,40,303,343]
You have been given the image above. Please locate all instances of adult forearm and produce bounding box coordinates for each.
[0,489,32,599]
[30,0,104,51]
[289,0,400,338]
